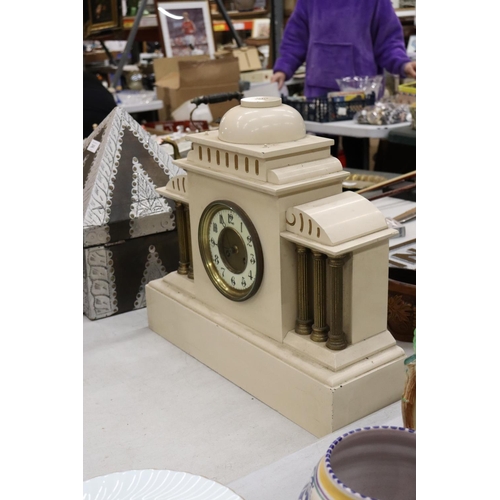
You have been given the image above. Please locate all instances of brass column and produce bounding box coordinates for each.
[185,205,194,279]
[311,251,329,342]
[295,245,312,335]
[326,255,348,350]
[175,202,189,275]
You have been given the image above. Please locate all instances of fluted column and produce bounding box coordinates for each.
[311,251,329,342]
[175,202,189,275]
[185,205,194,280]
[326,255,348,350]
[295,245,312,335]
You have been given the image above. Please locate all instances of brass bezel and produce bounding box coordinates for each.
[198,200,264,301]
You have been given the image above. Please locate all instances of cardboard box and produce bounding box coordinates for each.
[215,47,262,72]
[232,47,262,72]
[239,69,273,83]
[153,56,240,122]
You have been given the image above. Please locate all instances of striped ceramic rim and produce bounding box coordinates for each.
[324,426,416,500]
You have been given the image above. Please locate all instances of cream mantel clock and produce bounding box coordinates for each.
[146,96,406,437]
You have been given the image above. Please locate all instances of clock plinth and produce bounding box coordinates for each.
[146,273,405,437]
[146,97,406,436]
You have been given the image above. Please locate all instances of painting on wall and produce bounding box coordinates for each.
[156,1,215,57]
[251,18,270,39]
[85,0,121,37]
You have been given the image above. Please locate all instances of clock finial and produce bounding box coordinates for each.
[218,95,305,144]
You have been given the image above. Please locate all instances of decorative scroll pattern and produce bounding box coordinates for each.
[84,108,182,246]
[126,111,184,179]
[83,246,117,320]
[83,110,123,242]
[130,159,168,217]
[134,245,167,309]
[129,159,175,237]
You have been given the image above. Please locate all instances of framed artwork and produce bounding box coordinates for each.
[251,17,270,39]
[85,0,121,36]
[156,1,215,58]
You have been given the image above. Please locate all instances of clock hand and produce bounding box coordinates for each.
[223,245,239,258]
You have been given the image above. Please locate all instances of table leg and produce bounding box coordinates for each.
[361,137,370,170]
[342,136,371,170]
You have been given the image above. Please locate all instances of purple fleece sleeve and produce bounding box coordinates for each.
[371,0,411,77]
[272,0,309,80]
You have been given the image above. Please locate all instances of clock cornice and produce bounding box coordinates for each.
[186,130,335,158]
[171,158,349,197]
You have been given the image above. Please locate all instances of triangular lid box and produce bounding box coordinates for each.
[83,107,184,247]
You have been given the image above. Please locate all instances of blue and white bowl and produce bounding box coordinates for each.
[299,426,416,500]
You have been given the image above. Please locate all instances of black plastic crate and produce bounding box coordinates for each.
[282,93,376,122]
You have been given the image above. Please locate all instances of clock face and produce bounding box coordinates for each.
[198,201,264,301]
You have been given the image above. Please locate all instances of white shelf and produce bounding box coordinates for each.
[396,8,416,17]
[116,90,163,113]
[118,100,164,113]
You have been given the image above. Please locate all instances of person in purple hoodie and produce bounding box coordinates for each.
[271,0,416,168]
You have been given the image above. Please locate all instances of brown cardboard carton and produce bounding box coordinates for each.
[239,69,273,83]
[153,56,240,121]
[231,47,262,72]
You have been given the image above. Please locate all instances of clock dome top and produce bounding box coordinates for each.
[218,96,307,145]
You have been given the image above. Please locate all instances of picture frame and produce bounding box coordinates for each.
[251,17,270,39]
[85,0,121,37]
[155,1,215,58]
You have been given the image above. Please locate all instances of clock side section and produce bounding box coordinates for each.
[185,172,344,343]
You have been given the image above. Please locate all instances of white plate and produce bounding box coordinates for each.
[83,469,243,500]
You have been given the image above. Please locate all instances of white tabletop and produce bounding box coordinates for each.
[83,308,319,484]
[304,120,409,139]
[83,309,412,489]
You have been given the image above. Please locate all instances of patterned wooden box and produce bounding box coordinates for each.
[83,107,184,320]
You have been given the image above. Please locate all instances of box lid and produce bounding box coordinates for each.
[83,107,185,247]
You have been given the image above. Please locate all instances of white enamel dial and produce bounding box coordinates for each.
[199,201,264,301]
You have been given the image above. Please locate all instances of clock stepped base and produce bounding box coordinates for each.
[146,273,406,438]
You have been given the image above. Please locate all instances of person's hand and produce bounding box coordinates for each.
[271,71,287,90]
[403,61,416,79]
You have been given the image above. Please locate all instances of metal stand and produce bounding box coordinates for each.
[111,0,150,89]
[213,0,244,48]
[270,0,283,65]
